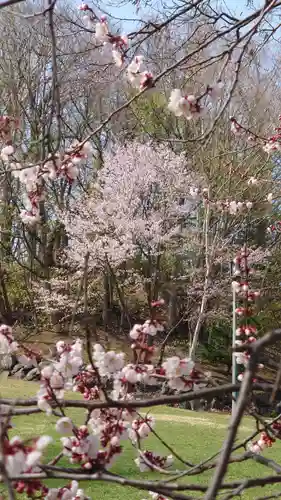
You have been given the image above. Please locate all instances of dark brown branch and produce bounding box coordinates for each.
[0,383,274,410]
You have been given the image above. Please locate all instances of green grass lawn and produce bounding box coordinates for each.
[1,375,281,499]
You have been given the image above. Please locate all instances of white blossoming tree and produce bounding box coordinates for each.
[59,142,200,311]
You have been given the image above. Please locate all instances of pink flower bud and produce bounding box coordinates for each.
[235,308,243,316]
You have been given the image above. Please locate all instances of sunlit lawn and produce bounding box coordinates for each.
[1,375,281,499]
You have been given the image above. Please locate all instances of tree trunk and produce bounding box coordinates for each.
[167,287,177,329]
[102,271,111,330]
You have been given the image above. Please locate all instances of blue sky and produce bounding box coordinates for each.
[97,0,264,30]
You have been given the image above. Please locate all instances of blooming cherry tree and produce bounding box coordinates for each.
[58,142,200,310]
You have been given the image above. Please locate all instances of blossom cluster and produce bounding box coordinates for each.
[0,304,204,498]
[35,316,200,470]
[268,220,281,234]
[232,248,278,457]
[0,324,18,368]
[162,356,201,391]
[73,367,100,400]
[188,185,260,216]
[248,420,281,456]
[232,247,262,381]
[79,4,127,66]
[34,332,179,470]
[167,81,223,120]
[0,317,183,496]
[78,4,153,89]
[59,422,118,470]
[248,431,275,454]
[46,480,85,499]
[0,130,93,226]
[168,89,203,120]
[230,115,281,154]
[135,450,173,472]
[0,407,52,496]
[0,431,80,499]
[17,476,85,499]
[127,55,154,90]
[209,199,254,214]
[0,114,19,144]
[93,343,125,377]
[37,339,83,414]
[3,434,52,477]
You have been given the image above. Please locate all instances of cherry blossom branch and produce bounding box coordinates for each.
[0,382,274,410]
[166,452,251,483]
[62,1,280,157]
[135,411,194,468]
[4,470,195,500]
[10,467,281,496]
[204,328,281,500]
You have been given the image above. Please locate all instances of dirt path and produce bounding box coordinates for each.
[19,413,253,437]
[153,413,253,432]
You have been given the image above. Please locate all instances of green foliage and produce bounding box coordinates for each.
[198,321,232,369]
[130,92,181,138]
[5,264,30,309]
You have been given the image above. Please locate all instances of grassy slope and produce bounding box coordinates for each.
[1,375,281,499]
